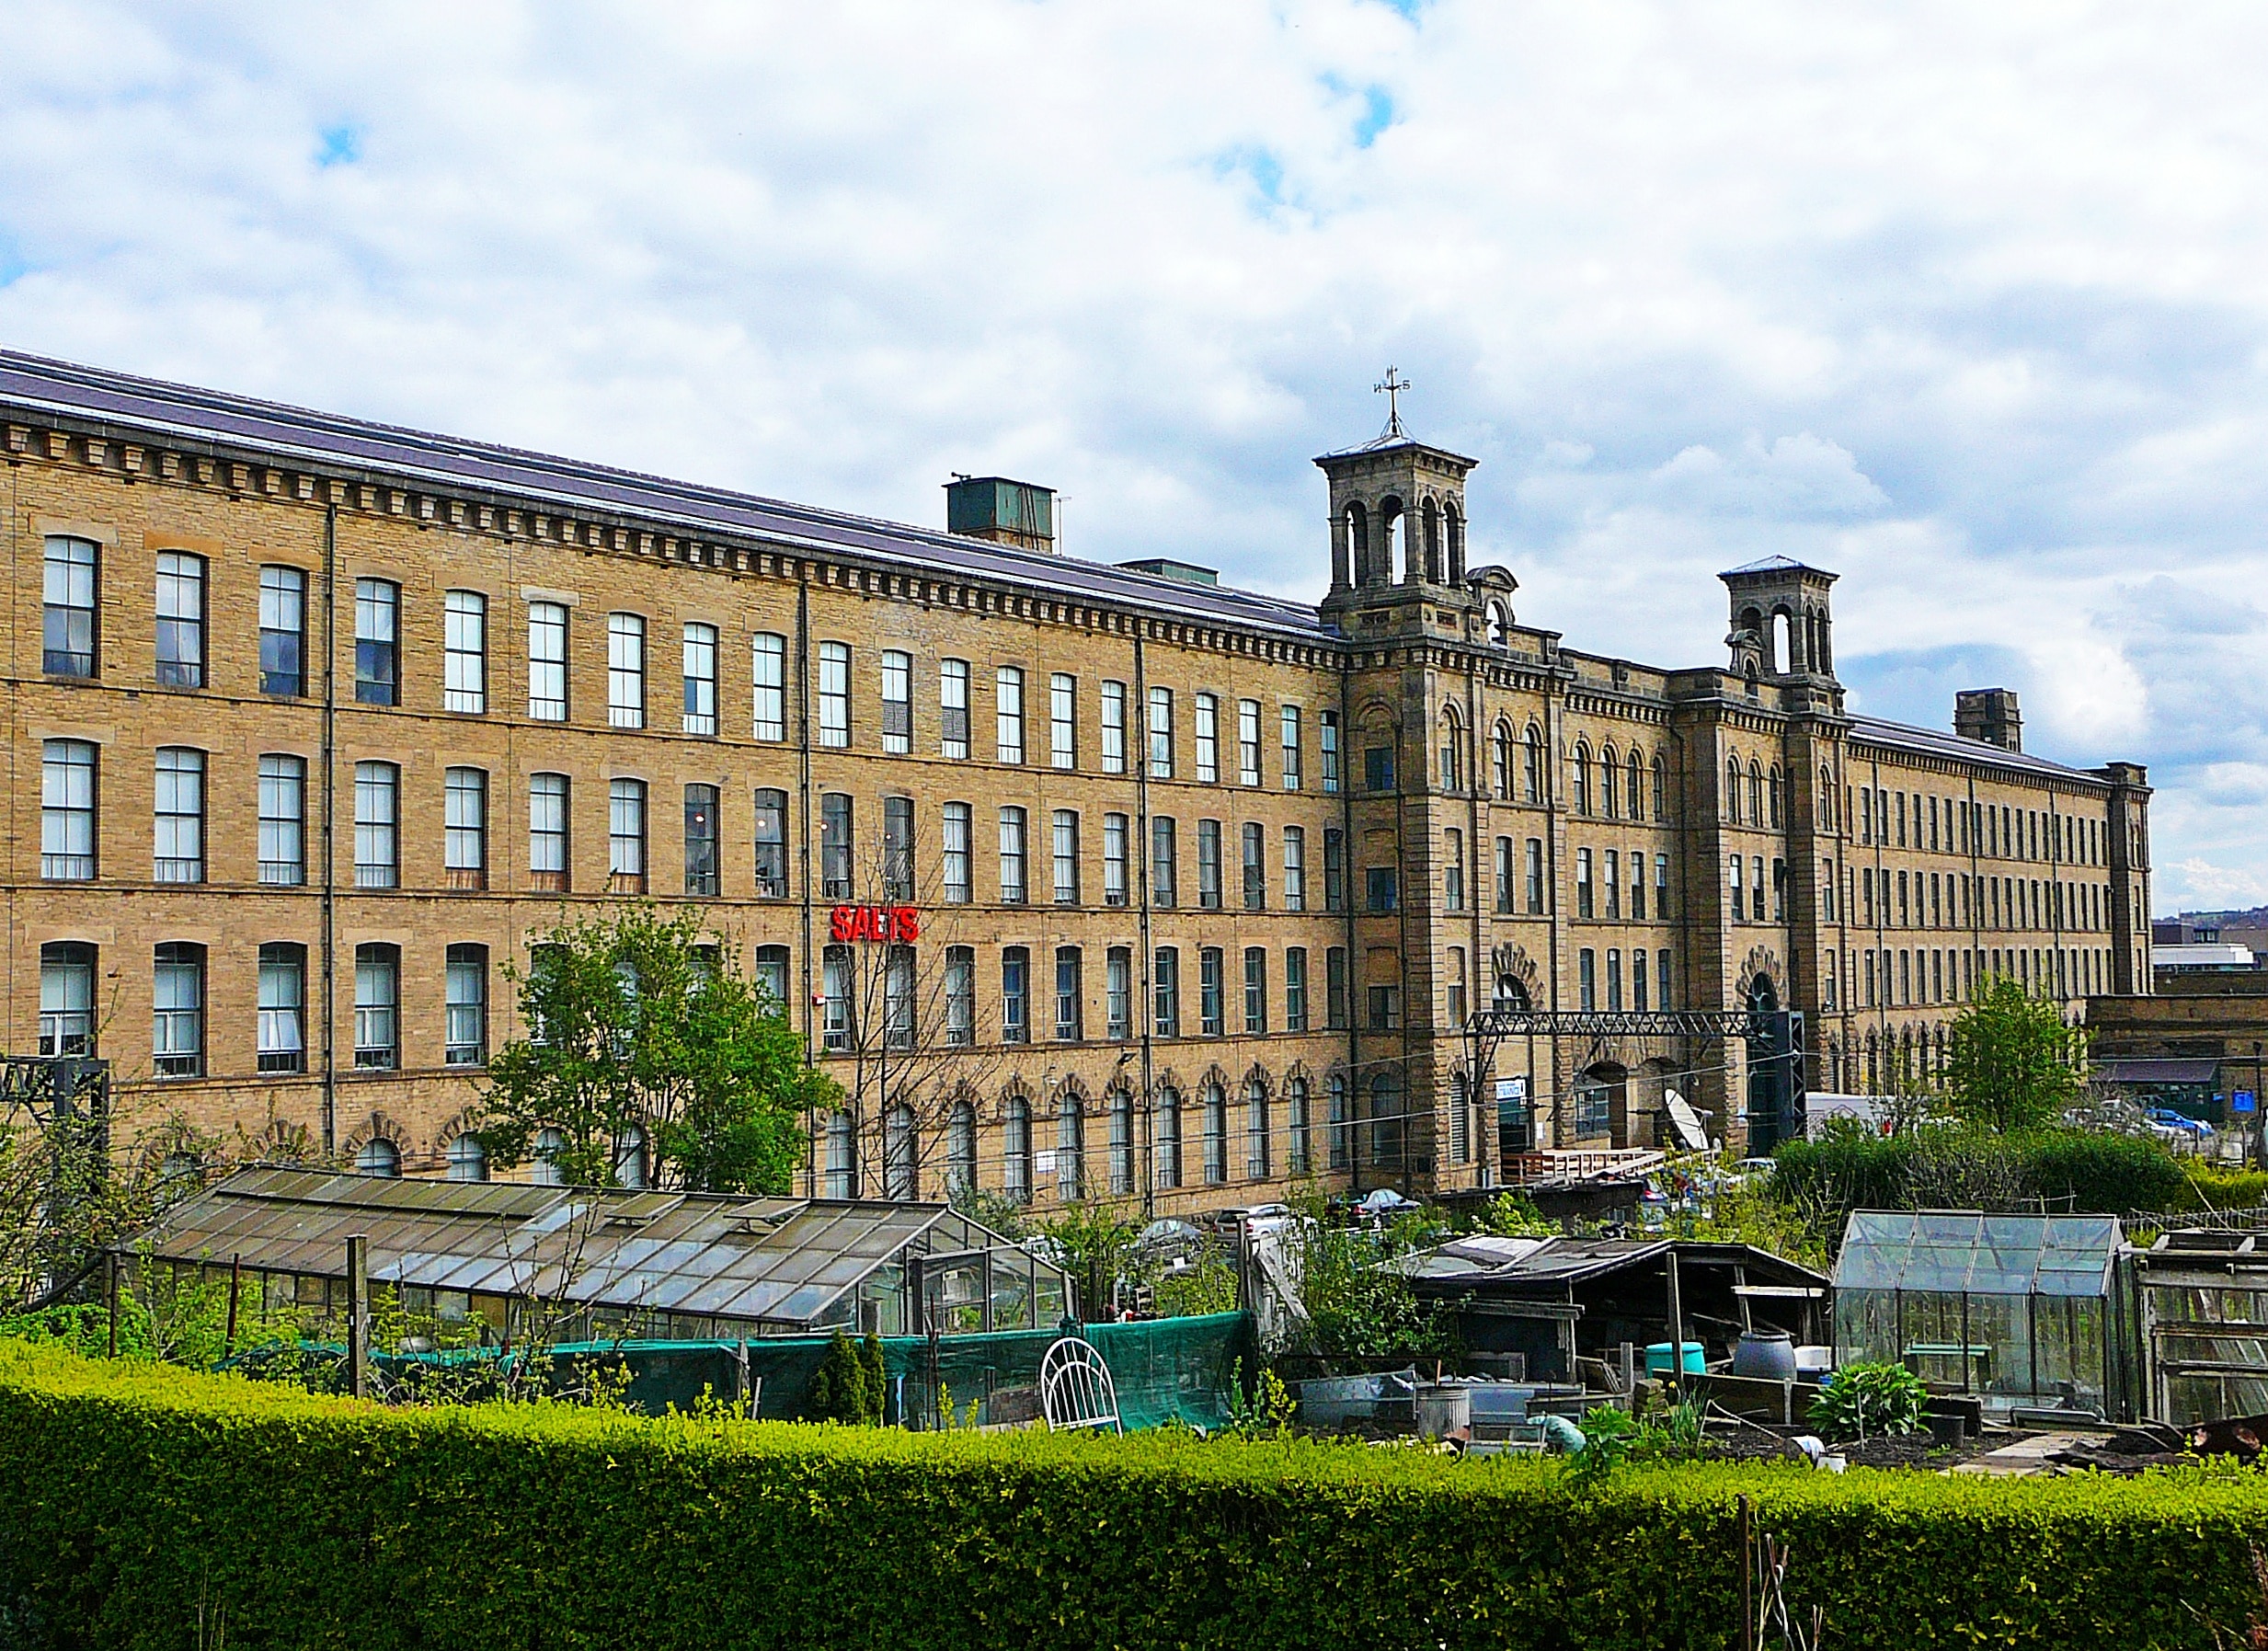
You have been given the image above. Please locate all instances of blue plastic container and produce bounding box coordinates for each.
[1644,1340,1706,1376]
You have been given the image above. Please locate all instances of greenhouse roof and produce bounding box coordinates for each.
[1831,1210,2120,1299]
[128,1166,1058,1330]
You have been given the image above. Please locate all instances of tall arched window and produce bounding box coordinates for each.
[883,1103,917,1199]
[1572,743,1592,816]
[1748,762,1764,825]
[1599,746,1619,818]
[1346,501,1371,585]
[1421,498,1443,583]
[1156,1086,1183,1189]
[1438,705,1463,793]
[1245,1077,1271,1180]
[1651,753,1667,821]
[1200,1082,1228,1185]
[1286,1077,1311,1175]
[1819,765,1836,830]
[1627,749,1644,820]
[1369,1071,1403,1169]
[1523,725,1545,803]
[1768,766,1783,829]
[1108,1089,1135,1194]
[1003,1096,1033,1203]
[1056,1095,1083,1201]
[947,1100,977,1194]
[1725,758,1743,822]
[1493,722,1514,799]
[1327,1072,1350,1170]
[1444,503,1464,582]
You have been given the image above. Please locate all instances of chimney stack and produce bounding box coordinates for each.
[1955,688,2023,753]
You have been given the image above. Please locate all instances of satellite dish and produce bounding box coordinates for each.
[1664,1089,1710,1152]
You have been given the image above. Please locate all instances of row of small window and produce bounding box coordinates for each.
[1571,947,1678,1014]
[345,1128,651,1187]
[42,536,1365,779]
[35,940,489,1075]
[822,1068,1423,1203]
[1834,944,2119,1013]
[1842,864,2116,934]
[1841,780,2110,867]
[814,943,1380,1049]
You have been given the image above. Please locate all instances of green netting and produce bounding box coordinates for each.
[337,1312,1254,1430]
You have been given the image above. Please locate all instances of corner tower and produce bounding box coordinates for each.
[1720,556,1838,693]
[1316,412,1479,639]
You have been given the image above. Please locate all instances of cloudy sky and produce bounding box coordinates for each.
[2,2,2262,914]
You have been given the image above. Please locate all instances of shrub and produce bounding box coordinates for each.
[1770,1126,2194,1240]
[1807,1360,1928,1441]
[805,1328,882,1424]
[11,1342,2268,1648]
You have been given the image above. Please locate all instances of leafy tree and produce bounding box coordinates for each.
[475,908,838,1193]
[1036,1201,1150,1321]
[1281,1194,1458,1366]
[1942,977,2088,1131]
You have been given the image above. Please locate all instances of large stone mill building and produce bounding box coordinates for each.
[0,351,2153,1210]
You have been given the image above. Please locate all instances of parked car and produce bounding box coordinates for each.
[2145,1107,2214,1142]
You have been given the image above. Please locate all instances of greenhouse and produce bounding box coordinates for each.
[1832,1210,2133,1421]
[126,1166,1072,1345]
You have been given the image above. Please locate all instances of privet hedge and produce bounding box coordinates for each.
[3,1344,2266,1650]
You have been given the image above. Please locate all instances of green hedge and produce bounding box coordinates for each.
[4,1343,2268,1650]
[1770,1127,2193,1221]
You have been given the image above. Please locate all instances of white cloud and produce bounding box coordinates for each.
[6,0,2268,910]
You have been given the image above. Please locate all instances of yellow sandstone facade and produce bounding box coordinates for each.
[0,353,2153,1211]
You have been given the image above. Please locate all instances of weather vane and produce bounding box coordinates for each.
[1374,366,1412,437]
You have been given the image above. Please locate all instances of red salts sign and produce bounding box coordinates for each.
[829,904,921,944]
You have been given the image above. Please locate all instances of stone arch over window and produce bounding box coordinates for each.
[1421,497,1443,583]
[1747,760,1764,825]
[1523,723,1546,803]
[1599,743,1619,819]
[1493,720,1516,799]
[1346,500,1372,586]
[1491,942,1543,1007]
[1768,765,1783,829]
[1725,756,1743,823]
[1489,599,1513,646]
[1444,502,1465,583]
[1739,945,1785,1002]
[1625,747,1644,820]
[1651,752,1667,820]
[1572,740,1593,816]
[1819,764,1836,829]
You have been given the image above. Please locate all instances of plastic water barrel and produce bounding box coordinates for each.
[1644,1340,1706,1376]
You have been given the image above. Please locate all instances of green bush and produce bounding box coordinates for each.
[9,1341,2268,1648]
[1806,1360,1929,1442]
[1770,1127,2194,1234]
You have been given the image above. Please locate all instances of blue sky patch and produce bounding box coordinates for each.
[316,125,362,168]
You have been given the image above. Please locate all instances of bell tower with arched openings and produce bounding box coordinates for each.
[1316,375,1480,638]
[1719,556,1839,702]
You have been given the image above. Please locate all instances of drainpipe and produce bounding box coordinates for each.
[1134,628,1154,1216]
[321,504,338,1157]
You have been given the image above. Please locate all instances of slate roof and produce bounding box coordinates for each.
[1845,715,2108,786]
[0,349,1332,642]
